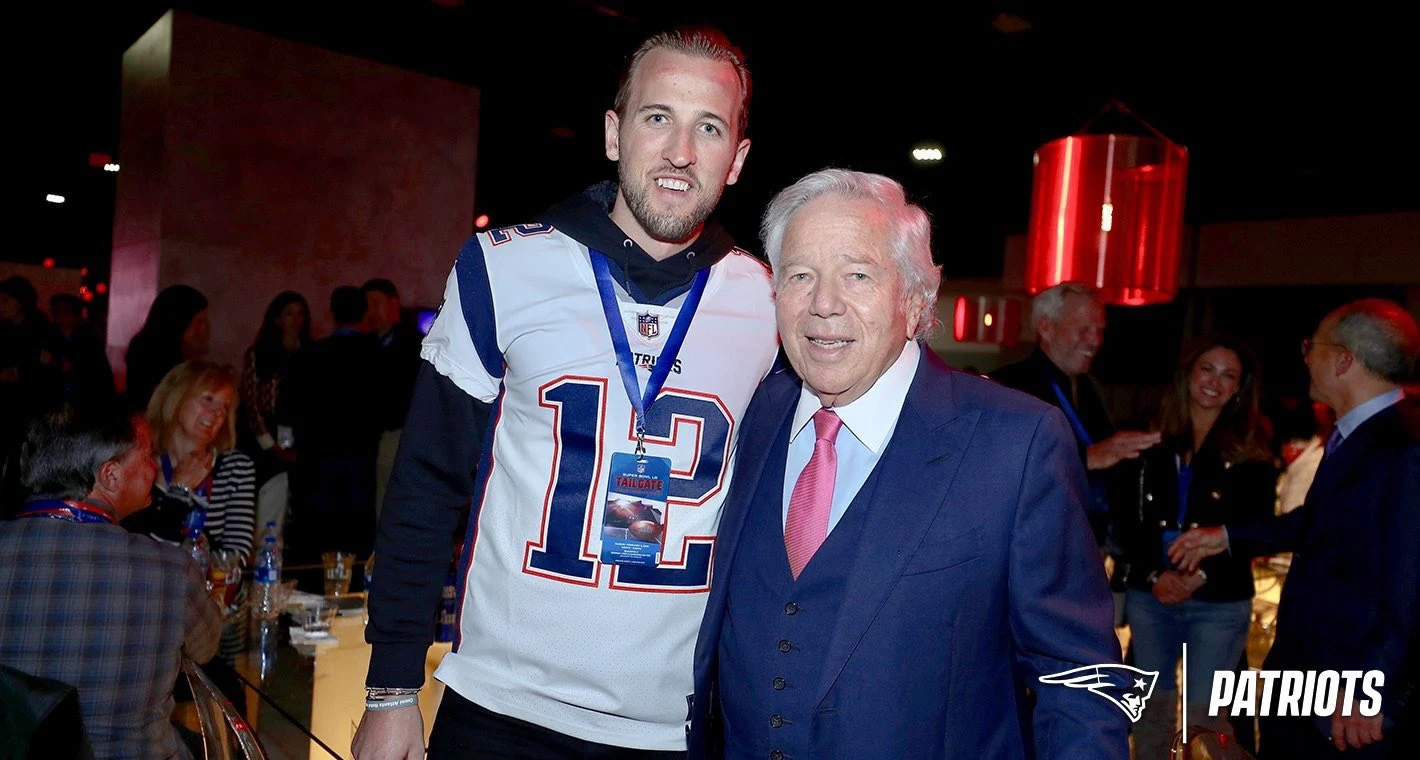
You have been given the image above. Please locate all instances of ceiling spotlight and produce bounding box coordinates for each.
[912,147,944,162]
[46,194,65,204]
[104,163,120,172]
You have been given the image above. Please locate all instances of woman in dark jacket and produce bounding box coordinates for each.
[1114,335,1276,757]
[239,291,310,534]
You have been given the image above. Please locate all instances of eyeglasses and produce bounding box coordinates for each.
[1301,338,1346,358]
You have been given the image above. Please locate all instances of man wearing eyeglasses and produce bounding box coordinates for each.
[1172,298,1420,758]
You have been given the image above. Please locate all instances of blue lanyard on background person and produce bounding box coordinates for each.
[161,453,212,500]
[1174,454,1192,528]
[1048,378,1094,446]
[19,499,117,525]
[589,249,709,458]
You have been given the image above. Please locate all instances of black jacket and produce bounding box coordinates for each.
[283,331,386,459]
[1112,440,1276,601]
[991,347,1115,464]
[373,321,424,431]
[1228,397,1419,726]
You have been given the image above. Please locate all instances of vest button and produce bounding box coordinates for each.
[773,677,787,690]
[778,640,792,653]
[771,751,785,760]
[770,714,785,728]
[784,602,799,615]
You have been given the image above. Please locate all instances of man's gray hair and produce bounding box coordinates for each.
[20,409,143,501]
[761,168,941,340]
[1031,282,1101,327]
[1329,298,1420,383]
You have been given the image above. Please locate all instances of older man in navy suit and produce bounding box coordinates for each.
[688,169,1128,759]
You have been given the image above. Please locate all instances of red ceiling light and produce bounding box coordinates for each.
[42,258,56,269]
[474,214,490,229]
[96,282,108,294]
[88,152,114,168]
[1025,105,1188,306]
[953,296,975,343]
[81,291,95,303]
[952,295,1023,346]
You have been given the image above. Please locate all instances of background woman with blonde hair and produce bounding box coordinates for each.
[123,360,256,557]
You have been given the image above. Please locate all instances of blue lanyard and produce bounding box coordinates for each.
[161,454,212,500]
[590,250,709,456]
[1175,455,1192,527]
[1048,379,1095,446]
[20,499,117,525]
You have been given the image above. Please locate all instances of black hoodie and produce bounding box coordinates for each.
[539,180,738,304]
[365,184,747,687]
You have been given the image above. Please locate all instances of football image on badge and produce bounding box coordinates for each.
[601,452,671,567]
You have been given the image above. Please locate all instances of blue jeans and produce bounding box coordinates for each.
[1128,589,1251,713]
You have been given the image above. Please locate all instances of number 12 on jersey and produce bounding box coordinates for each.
[524,376,733,593]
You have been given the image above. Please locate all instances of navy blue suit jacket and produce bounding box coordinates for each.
[1229,398,1420,735]
[690,351,1128,759]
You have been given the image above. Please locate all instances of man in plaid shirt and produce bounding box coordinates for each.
[0,409,221,759]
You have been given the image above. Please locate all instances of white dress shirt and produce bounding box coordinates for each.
[782,341,921,534]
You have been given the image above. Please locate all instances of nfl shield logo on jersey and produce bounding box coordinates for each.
[637,313,660,339]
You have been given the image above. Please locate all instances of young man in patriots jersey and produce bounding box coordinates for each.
[354,28,779,759]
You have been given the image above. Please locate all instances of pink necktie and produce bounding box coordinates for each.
[785,408,843,579]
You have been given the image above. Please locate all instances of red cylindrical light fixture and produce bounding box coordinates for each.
[952,294,1024,346]
[1025,134,1188,306]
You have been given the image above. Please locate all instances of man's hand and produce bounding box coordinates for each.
[352,705,425,760]
[1086,431,1162,470]
[1168,527,1228,573]
[1331,713,1384,751]
[1151,570,1204,605]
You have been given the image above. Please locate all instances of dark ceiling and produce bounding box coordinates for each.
[16,1,1419,281]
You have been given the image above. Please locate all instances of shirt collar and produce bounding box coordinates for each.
[790,341,921,453]
[1334,387,1404,441]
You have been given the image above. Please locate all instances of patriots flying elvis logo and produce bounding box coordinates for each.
[1039,664,1159,722]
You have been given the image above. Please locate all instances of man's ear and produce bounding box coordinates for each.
[92,459,120,497]
[605,110,622,162]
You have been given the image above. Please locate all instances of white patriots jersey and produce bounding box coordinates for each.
[422,223,779,750]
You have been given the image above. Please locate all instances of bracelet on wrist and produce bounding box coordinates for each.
[365,695,419,711]
[366,687,421,699]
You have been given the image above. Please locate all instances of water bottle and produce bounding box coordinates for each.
[181,526,210,585]
[252,535,281,621]
[363,552,375,596]
[261,521,281,552]
[183,504,207,533]
[255,618,279,683]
